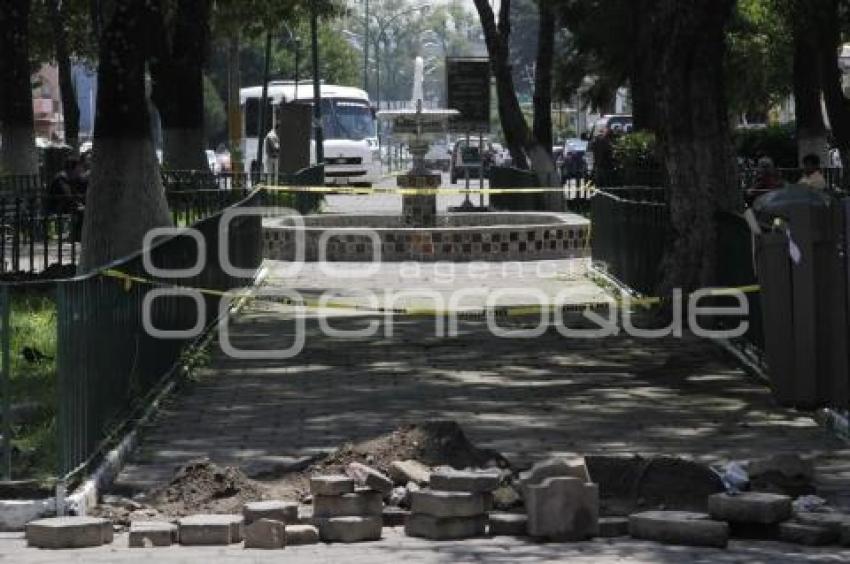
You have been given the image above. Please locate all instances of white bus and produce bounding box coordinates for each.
[240,81,380,186]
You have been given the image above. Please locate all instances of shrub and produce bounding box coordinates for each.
[733,124,797,168]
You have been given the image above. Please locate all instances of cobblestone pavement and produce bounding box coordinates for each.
[4,528,850,563]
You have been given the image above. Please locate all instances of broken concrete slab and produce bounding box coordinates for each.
[429,468,500,493]
[314,516,382,543]
[488,513,527,536]
[243,500,299,525]
[598,517,630,538]
[629,511,729,548]
[26,516,113,549]
[383,508,410,528]
[389,460,430,486]
[178,514,243,545]
[409,490,486,519]
[525,477,599,541]
[310,475,355,496]
[244,518,286,549]
[313,490,383,518]
[129,521,178,548]
[346,462,394,495]
[405,513,486,540]
[778,521,838,546]
[748,454,816,497]
[286,524,320,545]
[519,458,590,492]
[795,511,850,542]
[708,492,792,525]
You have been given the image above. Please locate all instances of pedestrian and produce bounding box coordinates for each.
[799,153,827,190]
[745,156,783,206]
[46,157,83,215]
[264,126,280,179]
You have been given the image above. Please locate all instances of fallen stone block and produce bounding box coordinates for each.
[244,518,286,549]
[598,517,629,538]
[749,454,816,497]
[297,505,313,524]
[795,512,850,542]
[179,514,243,545]
[347,462,394,495]
[629,511,729,548]
[383,508,410,528]
[492,485,522,510]
[519,458,590,492]
[410,490,486,518]
[286,524,320,545]
[389,460,431,486]
[405,513,486,540]
[488,513,527,536]
[778,521,838,546]
[708,492,792,525]
[313,490,383,518]
[243,500,299,525]
[129,521,178,548]
[314,516,382,543]
[26,517,113,549]
[525,477,599,541]
[310,475,355,496]
[429,468,500,493]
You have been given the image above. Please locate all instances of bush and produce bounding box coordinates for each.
[733,124,797,168]
[611,131,665,187]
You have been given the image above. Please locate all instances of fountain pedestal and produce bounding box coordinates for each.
[398,138,440,226]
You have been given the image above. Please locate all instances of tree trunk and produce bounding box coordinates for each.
[654,0,739,294]
[629,0,658,131]
[0,1,38,175]
[150,0,210,171]
[227,34,243,174]
[48,0,81,152]
[532,0,554,155]
[792,2,827,166]
[813,0,850,175]
[80,0,173,273]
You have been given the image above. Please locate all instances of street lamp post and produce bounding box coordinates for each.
[363,0,369,93]
[311,7,324,165]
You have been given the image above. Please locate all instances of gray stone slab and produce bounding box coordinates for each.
[525,477,599,541]
[129,521,177,548]
[383,508,410,528]
[310,475,355,496]
[429,468,500,493]
[488,512,527,536]
[405,513,486,540]
[313,490,383,518]
[410,490,486,518]
[708,492,792,525]
[389,460,431,486]
[285,524,319,545]
[629,511,729,548]
[243,500,299,525]
[598,517,630,538]
[314,516,382,543]
[244,518,286,549]
[519,458,591,492]
[778,522,838,546]
[178,514,243,545]
[26,517,113,549]
[347,462,394,495]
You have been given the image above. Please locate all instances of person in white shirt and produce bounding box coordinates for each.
[264,126,280,178]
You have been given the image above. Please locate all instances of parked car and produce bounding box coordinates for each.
[561,138,588,181]
[585,114,633,174]
[424,140,451,171]
[450,139,488,183]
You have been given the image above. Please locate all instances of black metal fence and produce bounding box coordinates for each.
[0,188,265,482]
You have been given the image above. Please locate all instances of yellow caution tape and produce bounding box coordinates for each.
[259,183,597,197]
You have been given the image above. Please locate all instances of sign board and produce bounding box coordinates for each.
[446,57,491,133]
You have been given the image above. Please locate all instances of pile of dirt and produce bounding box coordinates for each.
[149,458,268,516]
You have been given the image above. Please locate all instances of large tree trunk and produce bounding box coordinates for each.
[629,0,658,131]
[792,2,828,166]
[654,0,739,294]
[532,0,554,155]
[0,1,38,175]
[80,0,173,273]
[48,0,81,152]
[814,0,850,176]
[150,0,210,171]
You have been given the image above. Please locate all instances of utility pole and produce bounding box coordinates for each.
[363,0,369,94]
[311,7,324,165]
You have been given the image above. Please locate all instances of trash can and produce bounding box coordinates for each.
[752,185,849,409]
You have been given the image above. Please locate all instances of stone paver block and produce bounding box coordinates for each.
[129,521,177,548]
[178,514,243,545]
[389,460,431,486]
[314,516,382,543]
[313,490,383,518]
[778,521,838,546]
[488,512,527,536]
[383,508,410,527]
[629,511,729,548]
[310,475,355,496]
[347,462,394,494]
[429,468,500,493]
[795,512,850,544]
[244,518,286,549]
[285,524,320,545]
[26,517,113,549]
[708,492,792,524]
[405,513,486,540]
[519,457,591,490]
[749,454,815,480]
[598,517,630,538]
[243,500,299,525]
[410,490,486,518]
[525,477,598,541]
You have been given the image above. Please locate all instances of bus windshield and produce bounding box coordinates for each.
[300,98,375,141]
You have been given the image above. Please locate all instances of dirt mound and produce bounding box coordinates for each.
[150,458,268,516]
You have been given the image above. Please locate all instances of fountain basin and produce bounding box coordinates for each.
[262,212,590,262]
